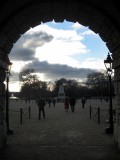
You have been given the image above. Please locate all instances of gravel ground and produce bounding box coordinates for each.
[0,98,120,160]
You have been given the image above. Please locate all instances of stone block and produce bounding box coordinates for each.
[0,122,7,148]
[0,70,6,82]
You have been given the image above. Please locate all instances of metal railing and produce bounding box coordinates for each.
[10,106,31,125]
[89,105,100,124]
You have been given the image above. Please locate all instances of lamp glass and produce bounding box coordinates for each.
[104,52,113,75]
[7,62,12,72]
[6,61,12,78]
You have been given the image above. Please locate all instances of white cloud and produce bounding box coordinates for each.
[9,81,20,92]
[33,23,89,67]
[81,30,97,36]
[80,58,105,70]
[11,61,30,72]
[31,23,84,41]
[35,38,89,67]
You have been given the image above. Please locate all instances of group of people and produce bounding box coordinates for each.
[64,96,76,112]
[36,96,87,119]
[47,98,56,108]
[64,96,87,112]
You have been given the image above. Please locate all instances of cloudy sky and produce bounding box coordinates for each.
[9,20,109,92]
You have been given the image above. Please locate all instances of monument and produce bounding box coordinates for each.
[9,93,19,100]
[57,85,65,102]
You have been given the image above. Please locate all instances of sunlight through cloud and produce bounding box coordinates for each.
[9,21,109,91]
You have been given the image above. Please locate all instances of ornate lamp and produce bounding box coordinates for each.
[104,52,114,134]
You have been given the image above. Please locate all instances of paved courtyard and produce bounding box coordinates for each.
[0,99,120,160]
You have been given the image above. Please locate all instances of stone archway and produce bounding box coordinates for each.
[0,1,120,148]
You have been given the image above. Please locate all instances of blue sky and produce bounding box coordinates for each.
[9,20,109,92]
[47,20,108,59]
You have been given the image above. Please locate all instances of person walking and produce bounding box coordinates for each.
[81,97,86,109]
[52,98,56,107]
[69,96,76,112]
[64,97,69,112]
[37,98,46,119]
[48,98,52,108]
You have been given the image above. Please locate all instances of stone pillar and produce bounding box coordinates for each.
[0,68,7,148]
[0,53,9,148]
[113,68,120,147]
[112,51,120,148]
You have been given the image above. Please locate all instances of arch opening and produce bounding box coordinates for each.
[9,20,109,93]
[6,21,114,148]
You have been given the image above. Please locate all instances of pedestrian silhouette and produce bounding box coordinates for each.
[81,97,86,109]
[69,96,76,112]
[48,98,52,108]
[52,98,56,107]
[64,97,69,112]
[37,98,46,119]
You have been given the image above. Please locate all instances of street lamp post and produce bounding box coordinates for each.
[6,61,13,134]
[104,52,114,134]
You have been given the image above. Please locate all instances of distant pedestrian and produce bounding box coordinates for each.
[52,98,56,107]
[69,96,76,112]
[81,97,86,109]
[37,98,46,119]
[64,97,69,112]
[48,98,52,108]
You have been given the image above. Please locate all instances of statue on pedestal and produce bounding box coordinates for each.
[57,85,65,102]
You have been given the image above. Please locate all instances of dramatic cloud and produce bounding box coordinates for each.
[8,21,107,92]
[23,31,53,49]
[10,48,34,61]
[21,59,96,81]
[10,31,53,61]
